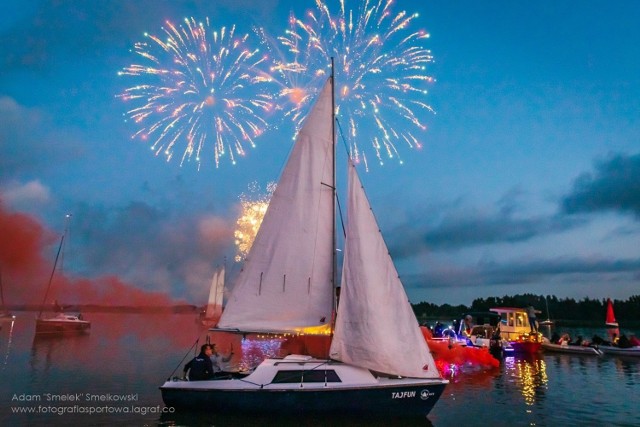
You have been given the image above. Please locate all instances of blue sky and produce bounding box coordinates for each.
[1,0,639,306]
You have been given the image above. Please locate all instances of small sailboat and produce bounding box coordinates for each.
[605,298,618,328]
[538,296,554,326]
[597,298,640,357]
[199,265,225,324]
[35,215,90,335]
[161,71,447,417]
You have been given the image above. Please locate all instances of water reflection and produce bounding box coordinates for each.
[1,319,15,370]
[613,358,639,386]
[503,355,548,406]
[159,409,435,426]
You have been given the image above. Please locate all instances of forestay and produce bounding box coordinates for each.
[330,163,440,379]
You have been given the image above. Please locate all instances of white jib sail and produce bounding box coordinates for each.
[217,79,335,333]
[330,163,440,379]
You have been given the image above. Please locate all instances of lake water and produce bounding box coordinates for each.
[1,313,638,426]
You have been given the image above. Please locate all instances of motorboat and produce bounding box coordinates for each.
[541,339,602,355]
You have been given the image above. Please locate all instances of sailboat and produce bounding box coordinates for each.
[597,298,640,357]
[605,298,618,328]
[538,296,554,326]
[199,265,225,324]
[161,73,447,417]
[35,214,90,335]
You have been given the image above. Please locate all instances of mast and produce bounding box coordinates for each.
[330,57,337,333]
[37,214,72,319]
[38,234,64,319]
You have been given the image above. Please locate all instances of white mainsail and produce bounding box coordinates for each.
[330,163,440,379]
[204,266,224,320]
[217,80,335,333]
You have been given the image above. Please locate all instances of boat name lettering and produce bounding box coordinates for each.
[391,391,416,399]
[420,390,435,400]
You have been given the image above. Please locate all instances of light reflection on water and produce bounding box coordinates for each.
[503,355,548,406]
[1,313,638,426]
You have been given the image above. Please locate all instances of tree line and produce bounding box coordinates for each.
[412,294,640,327]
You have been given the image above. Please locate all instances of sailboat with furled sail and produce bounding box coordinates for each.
[35,214,90,335]
[161,70,447,417]
[199,265,225,324]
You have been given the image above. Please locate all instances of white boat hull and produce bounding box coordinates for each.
[541,341,602,355]
[597,345,640,357]
[35,314,91,335]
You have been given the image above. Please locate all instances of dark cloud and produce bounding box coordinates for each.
[389,209,584,256]
[0,96,83,180]
[403,256,640,290]
[71,201,234,301]
[0,0,279,72]
[562,152,640,218]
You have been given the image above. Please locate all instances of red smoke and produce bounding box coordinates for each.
[0,200,187,306]
[420,326,500,374]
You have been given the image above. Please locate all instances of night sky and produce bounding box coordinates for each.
[1,0,639,307]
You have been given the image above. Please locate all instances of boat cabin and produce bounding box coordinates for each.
[490,307,535,341]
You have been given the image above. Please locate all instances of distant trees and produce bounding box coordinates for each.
[412,294,640,326]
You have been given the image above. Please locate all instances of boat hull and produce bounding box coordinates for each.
[161,381,446,417]
[35,318,91,335]
[161,357,446,417]
[542,342,602,355]
[597,346,640,357]
[508,341,542,354]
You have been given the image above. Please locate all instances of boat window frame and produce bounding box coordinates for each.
[271,369,342,383]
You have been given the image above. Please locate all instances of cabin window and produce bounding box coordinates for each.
[508,313,514,327]
[516,313,524,327]
[272,370,341,383]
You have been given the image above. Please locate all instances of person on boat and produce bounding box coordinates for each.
[611,333,619,345]
[210,343,234,377]
[462,315,474,337]
[617,334,632,349]
[569,335,584,346]
[526,305,538,333]
[433,322,444,338]
[183,344,215,381]
[591,334,612,346]
[629,335,640,347]
[558,333,571,345]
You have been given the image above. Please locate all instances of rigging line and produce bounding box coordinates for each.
[334,117,351,238]
[334,117,352,159]
[38,234,65,319]
[167,337,200,380]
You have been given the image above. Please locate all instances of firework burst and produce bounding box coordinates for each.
[118,18,276,169]
[234,181,276,262]
[263,0,435,169]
